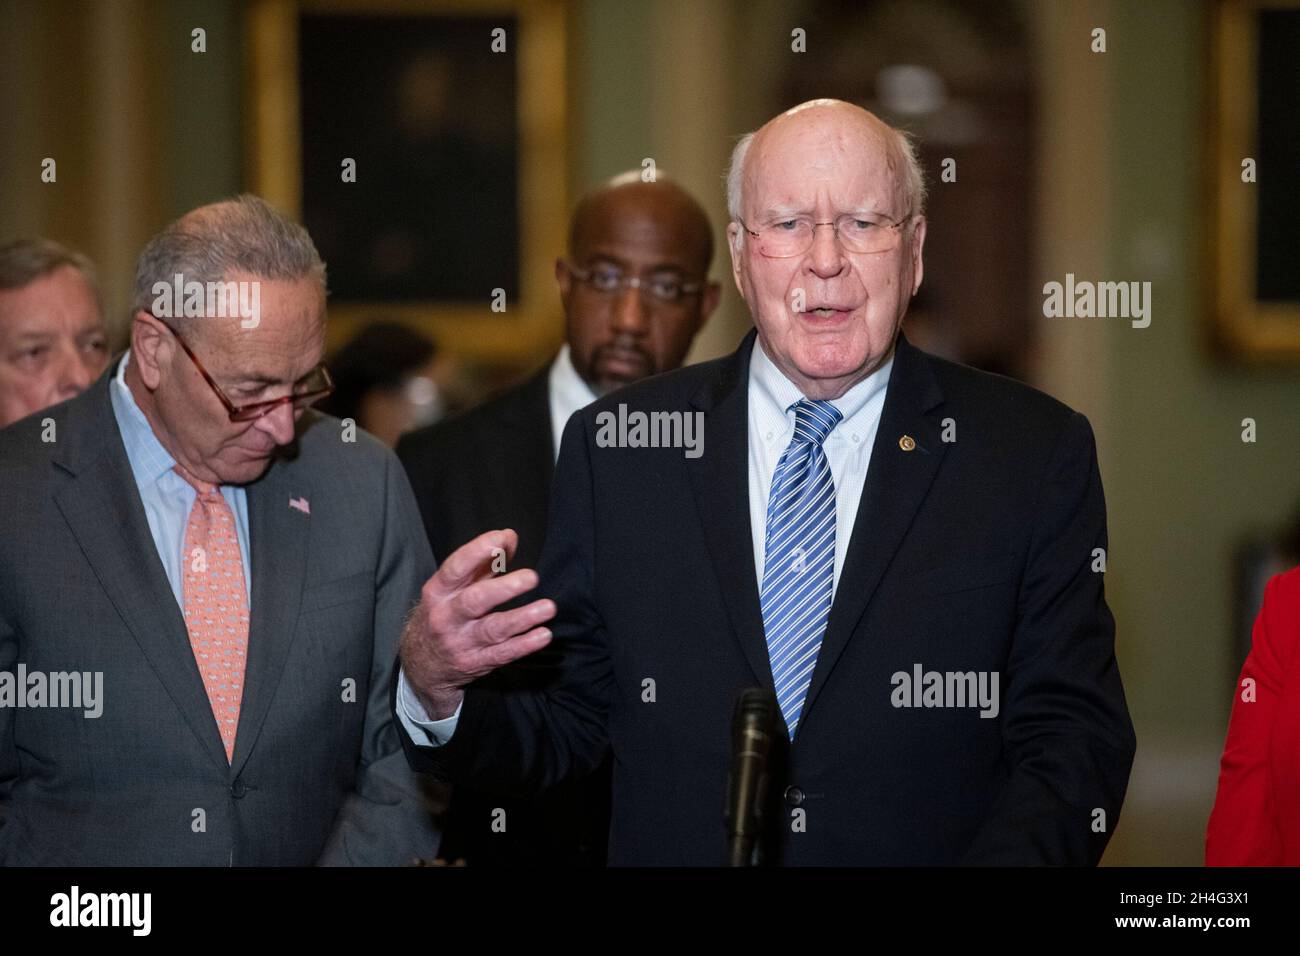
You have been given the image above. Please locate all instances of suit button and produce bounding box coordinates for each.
[784,786,804,807]
[231,779,247,799]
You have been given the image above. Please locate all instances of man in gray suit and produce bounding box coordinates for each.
[0,195,441,865]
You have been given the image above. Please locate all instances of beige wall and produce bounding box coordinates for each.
[0,0,239,340]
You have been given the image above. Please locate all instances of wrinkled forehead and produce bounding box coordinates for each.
[0,266,100,322]
[187,277,326,363]
[745,119,907,217]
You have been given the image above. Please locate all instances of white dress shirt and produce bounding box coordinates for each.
[398,336,894,746]
[548,344,600,461]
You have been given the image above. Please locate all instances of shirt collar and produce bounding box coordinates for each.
[109,349,178,488]
[750,334,894,438]
[549,344,600,425]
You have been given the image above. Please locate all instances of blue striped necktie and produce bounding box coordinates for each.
[760,398,843,739]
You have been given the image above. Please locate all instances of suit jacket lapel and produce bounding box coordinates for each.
[52,370,230,771]
[800,331,948,731]
[484,365,554,558]
[687,330,773,690]
[231,447,313,775]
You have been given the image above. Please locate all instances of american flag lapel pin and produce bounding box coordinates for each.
[289,496,310,515]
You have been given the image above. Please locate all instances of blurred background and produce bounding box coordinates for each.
[2,0,1298,865]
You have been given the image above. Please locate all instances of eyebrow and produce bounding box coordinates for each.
[756,205,884,220]
[9,330,57,345]
[756,205,807,219]
[230,374,285,388]
[7,323,104,345]
[587,254,689,277]
[236,363,325,388]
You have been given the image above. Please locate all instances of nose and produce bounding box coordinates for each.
[610,281,651,338]
[55,341,95,398]
[805,222,848,280]
[253,401,298,446]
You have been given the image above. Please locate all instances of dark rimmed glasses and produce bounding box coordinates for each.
[151,315,334,423]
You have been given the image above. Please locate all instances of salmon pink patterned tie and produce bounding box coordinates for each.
[174,464,249,762]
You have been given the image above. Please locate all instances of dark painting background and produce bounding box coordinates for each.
[299,14,519,302]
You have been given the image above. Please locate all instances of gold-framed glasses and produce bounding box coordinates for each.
[736,212,913,258]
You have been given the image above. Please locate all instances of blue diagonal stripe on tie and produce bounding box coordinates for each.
[760,398,842,739]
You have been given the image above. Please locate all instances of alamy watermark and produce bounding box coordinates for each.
[594,404,704,459]
[1042,273,1151,328]
[0,665,103,718]
[50,886,151,936]
[890,663,1000,718]
[151,274,261,329]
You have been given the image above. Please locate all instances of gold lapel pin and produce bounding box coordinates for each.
[899,435,916,451]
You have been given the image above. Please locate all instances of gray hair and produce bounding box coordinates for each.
[132,193,326,325]
[725,123,927,224]
[0,238,102,314]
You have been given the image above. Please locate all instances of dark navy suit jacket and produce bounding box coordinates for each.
[401,329,1136,865]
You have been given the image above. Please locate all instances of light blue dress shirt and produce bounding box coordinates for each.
[397,335,894,747]
[109,351,252,611]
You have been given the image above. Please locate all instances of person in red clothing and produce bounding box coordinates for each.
[1207,567,1300,865]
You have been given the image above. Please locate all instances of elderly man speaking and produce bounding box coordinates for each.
[0,195,440,865]
[398,100,1136,865]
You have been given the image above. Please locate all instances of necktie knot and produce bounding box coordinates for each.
[173,464,219,498]
[790,399,842,447]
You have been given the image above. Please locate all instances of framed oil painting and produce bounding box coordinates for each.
[244,0,568,361]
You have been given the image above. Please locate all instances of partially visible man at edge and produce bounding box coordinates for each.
[397,171,720,865]
[0,238,108,429]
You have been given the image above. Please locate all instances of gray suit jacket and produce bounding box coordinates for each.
[0,361,443,865]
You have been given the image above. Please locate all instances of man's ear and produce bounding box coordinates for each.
[726,222,746,298]
[697,280,723,331]
[554,257,574,307]
[554,257,580,344]
[909,216,927,296]
[130,310,168,390]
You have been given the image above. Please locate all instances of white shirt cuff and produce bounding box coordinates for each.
[397,667,462,747]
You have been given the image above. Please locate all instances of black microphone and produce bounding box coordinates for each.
[725,687,777,867]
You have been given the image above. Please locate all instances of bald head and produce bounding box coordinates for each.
[727,99,925,224]
[568,174,714,274]
[557,173,720,395]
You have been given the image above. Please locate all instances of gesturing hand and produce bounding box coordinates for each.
[400,529,556,720]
